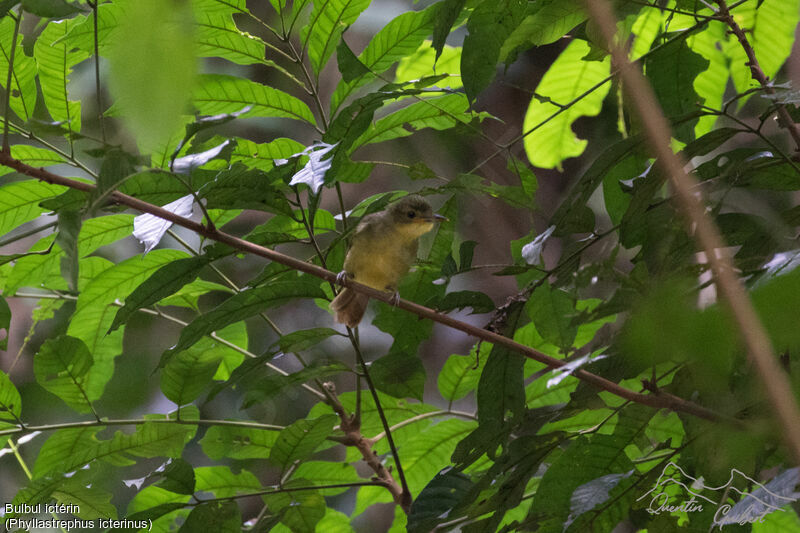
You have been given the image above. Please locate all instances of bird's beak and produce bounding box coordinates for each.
[433,214,448,222]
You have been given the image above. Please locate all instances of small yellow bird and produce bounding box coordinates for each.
[331,194,446,328]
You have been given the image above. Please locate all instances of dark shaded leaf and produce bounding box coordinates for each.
[109,256,211,333]
[370,351,426,400]
[432,0,466,60]
[645,36,709,143]
[438,290,495,314]
[528,283,577,350]
[179,501,240,533]
[408,468,474,533]
[476,301,525,427]
[34,335,94,414]
[461,0,526,102]
[269,415,337,472]
[0,369,20,422]
[337,37,371,82]
[242,359,350,408]
[200,425,280,460]
[275,327,342,353]
[21,0,83,17]
[156,458,196,495]
[160,278,325,367]
[197,163,293,215]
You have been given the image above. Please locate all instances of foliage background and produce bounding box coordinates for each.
[0,0,800,531]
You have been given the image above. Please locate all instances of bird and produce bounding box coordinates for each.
[330,194,446,328]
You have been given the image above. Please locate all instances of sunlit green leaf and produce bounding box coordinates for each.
[523,39,611,170]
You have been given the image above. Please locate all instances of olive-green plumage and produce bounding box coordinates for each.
[331,194,443,328]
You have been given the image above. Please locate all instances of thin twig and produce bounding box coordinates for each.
[0,415,284,438]
[585,0,800,465]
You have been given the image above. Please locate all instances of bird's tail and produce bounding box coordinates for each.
[330,288,369,328]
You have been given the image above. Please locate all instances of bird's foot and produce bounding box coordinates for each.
[335,271,349,286]
[387,290,400,307]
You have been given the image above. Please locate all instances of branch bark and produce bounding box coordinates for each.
[0,150,729,424]
[585,0,800,465]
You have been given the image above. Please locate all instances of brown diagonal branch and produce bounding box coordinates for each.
[714,0,800,153]
[584,0,800,464]
[0,150,729,424]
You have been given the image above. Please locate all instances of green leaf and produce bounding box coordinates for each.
[264,487,326,533]
[230,137,306,171]
[106,0,197,145]
[477,343,525,427]
[477,302,525,426]
[67,249,188,401]
[396,41,462,90]
[179,501,240,533]
[0,145,67,178]
[0,17,37,121]
[34,335,94,414]
[0,369,21,422]
[431,0,466,60]
[500,0,586,63]
[196,465,261,496]
[352,93,477,149]
[193,73,316,125]
[109,255,211,333]
[370,351,426,400]
[725,0,800,102]
[5,213,133,295]
[645,36,708,143]
[0,179,66,237]
[269,415,337,472]
[161,278,326,365]
[438,343,488,402]
[355,418,476,513]
[528,283,577,351]
[21,0,82,17]
[200,425,281,460]
[242,358,350,408]
[161,341,224,406]
[54,480,117,520]
[193,2,268,66]
[197,163,294,215]
[408,469,473,533]
[55,209,81,291]
[302,0,371,74]
[554,136,644,235]
[34,17,88,134]
[337,36,372,83]
[156,458,196,495]
[34,410,197,477]
[125,487,190,529]
[330,4,440,111]
[461,0,526,102]
[523,39,611,170]
[276,327,341,352]
[291,461,363,496]
[527,407,651,531]
[437,290,495,314]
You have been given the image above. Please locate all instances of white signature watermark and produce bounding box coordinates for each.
[637,462,800,529]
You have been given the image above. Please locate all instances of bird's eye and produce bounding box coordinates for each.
[407,211,416,218]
